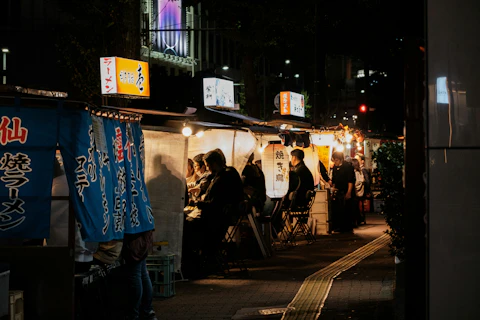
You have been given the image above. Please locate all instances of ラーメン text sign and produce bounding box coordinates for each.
[100,57,150,98]
[280,91,305,118]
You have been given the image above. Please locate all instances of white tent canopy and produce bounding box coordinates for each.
[188,128,257,175]
[143,128,188,272]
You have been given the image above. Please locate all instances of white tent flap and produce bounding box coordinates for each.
[144,129,187,272]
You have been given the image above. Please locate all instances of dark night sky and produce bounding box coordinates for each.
[0,0,424,135]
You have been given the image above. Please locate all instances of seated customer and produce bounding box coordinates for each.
[188,153,212,201]
[191,150,244,271]
[289,149,314,209]
[242,153,266,214]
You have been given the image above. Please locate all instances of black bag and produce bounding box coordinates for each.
[122,230,153,262]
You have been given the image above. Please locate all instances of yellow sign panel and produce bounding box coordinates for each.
[116,57,150,97]
[317,145,331,170]
[100,56,150,97]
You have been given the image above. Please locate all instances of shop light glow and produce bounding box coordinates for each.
[195,130,204,138]
[182,126,192,137]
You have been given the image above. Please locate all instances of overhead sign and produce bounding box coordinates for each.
[203,78,235,109]
[100,57,150,98]
[280,91,305,118]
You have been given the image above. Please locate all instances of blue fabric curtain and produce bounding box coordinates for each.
[59,110,115,242]
[60,110,153,242]
[122,122,154,234]
[0,106,57,238]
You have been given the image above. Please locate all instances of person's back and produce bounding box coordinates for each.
[197,153,244,231]
[293,162,314,208]
[242,155,267,212]
[290,149,314,208]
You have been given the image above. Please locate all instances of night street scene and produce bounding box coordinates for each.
[0,0,477,319]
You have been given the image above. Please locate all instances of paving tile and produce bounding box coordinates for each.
[153,214,395,319]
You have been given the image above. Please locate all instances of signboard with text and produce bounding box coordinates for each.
[0,107,57,238]
[436,76,449,104]
[100,57,150,98]
[203,78,235,109]
[280,91,305,118]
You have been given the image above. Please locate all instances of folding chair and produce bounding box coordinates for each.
[286,190,316,244]
[216,200,250,276]
[271,192,296,249]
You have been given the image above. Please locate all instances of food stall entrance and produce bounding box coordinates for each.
[185,122,271,259]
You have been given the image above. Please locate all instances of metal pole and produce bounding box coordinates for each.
[2,52,6,84]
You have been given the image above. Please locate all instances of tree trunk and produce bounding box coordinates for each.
[242,53,261,118]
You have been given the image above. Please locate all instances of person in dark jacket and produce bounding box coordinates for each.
[242,153,267,213]
[331,151,355,232]
[289,149,315,208]
[191,150,244,271]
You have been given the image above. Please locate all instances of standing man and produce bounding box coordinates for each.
[331,151,355,232]
[122,230,157,320]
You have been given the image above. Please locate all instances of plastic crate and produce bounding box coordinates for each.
[0,270,9,317]
[8,291,23,320]
[146,255,175,298]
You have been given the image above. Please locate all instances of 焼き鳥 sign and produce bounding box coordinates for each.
[0,107,58,238]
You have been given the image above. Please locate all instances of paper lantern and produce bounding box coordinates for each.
[262,143,290,199]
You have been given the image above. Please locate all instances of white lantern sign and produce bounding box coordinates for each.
[262,143,290,199]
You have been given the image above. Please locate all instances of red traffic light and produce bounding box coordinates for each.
[359,104,367,113]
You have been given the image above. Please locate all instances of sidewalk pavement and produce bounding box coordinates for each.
[152,213,395,320]
[319,245,395,320]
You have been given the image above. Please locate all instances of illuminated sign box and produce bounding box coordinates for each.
[203,78,236,109]
[100,57,150,98]
[280,91,305,118]
[436,76,449,104]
